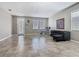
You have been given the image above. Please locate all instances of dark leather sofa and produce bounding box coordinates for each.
[50,30,70,42]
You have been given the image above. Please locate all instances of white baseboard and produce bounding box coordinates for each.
[0,35,12,41]
[71,40,79,44]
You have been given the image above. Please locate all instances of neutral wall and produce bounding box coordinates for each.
[12,16,48,35]
[0,8,11,39]
[12,16,17,34]
[49,3,79,41]
[25,17,48,34]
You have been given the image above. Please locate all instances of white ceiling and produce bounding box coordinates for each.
[0,2,76,17]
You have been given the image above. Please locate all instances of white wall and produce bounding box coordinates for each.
[0,8,11,39]
[48,16,56,30]
[49,3,79,41]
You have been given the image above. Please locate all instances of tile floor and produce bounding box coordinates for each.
[0,34,79,57]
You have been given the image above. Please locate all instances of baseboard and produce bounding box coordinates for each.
[0,35,12,41]
[71,40,79,44]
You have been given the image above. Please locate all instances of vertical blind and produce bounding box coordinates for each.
[32,19,39,29]
[71,10,79,30]
[17,17,25,34]
[32,19,46,29]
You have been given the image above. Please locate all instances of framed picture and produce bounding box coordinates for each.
[56,18,64,29]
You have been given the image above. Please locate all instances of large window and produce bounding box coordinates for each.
[71,10,79,30]
[32,19,39,29]
[32,19,46,29]
[17,17,25,34]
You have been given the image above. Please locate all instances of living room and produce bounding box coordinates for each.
[0,2,79,57]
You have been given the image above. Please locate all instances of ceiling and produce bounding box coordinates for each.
[0,2,76,18]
